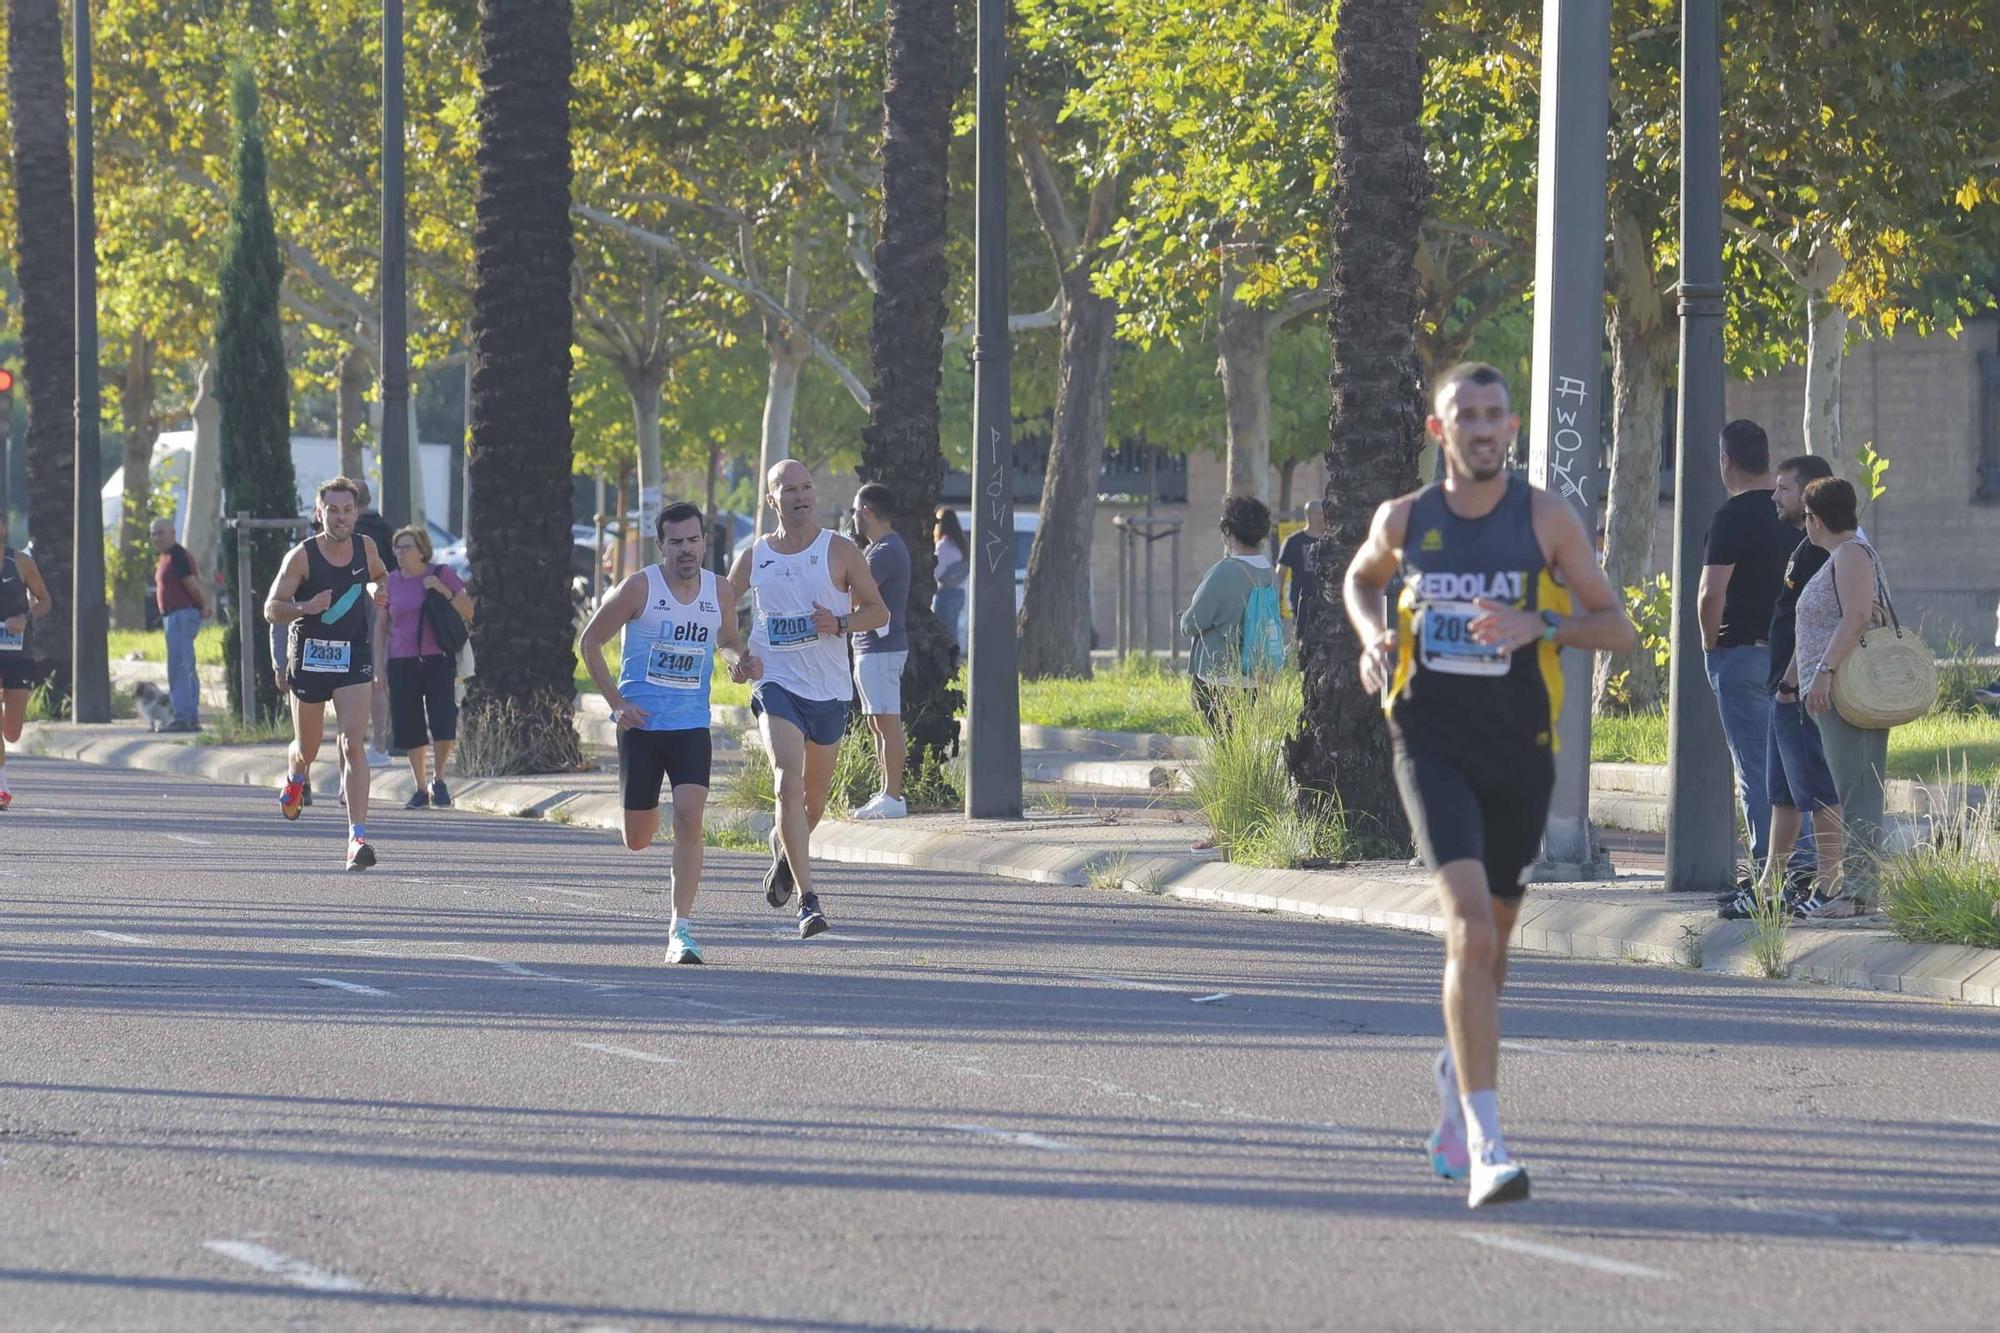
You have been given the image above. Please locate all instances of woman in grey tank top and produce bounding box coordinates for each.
[1793,478,1892,909]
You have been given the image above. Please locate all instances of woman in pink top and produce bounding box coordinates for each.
[374,526,473,808]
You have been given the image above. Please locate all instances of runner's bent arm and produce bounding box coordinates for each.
[578,574,647,724]
[722,546,763,682]
[821,536,888,637]
[17,553,50,621]
[1344,497,1411,692]
[362,536,389,608]
[1469,494,1636,654]
[716,591,744,672]
[264,548,328,623]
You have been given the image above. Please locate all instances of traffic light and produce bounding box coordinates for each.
[0,369,14,394]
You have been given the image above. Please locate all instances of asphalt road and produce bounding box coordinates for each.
[3,755,1997,1332]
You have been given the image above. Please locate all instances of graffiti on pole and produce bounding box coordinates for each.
[1547,374,1591,508]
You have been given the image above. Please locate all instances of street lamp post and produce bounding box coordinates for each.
[1664,0,1736,892]
[1525,0,1614,880]
[72,0,110,723]
[379,0,412,528]
[964,0,1021,820]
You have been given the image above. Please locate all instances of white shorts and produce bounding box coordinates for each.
[853,650,907,715]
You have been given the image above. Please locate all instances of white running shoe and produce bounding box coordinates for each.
[852,793,908,821]
[1466,1143,1530,1208]
[364,746,394,768]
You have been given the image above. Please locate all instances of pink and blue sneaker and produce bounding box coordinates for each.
[1427,1120,1471,1181]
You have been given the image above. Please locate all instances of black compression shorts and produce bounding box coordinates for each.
[0,654,36,691]
[619,727,713,810]
[1392,738,1554,899]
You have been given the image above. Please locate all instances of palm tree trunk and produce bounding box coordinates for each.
[859,0,960,768]
[463,0,582,774]
[6,0,77,703]
[1288,0,1429,846]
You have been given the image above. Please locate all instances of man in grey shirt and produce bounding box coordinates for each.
[849,483,911,819]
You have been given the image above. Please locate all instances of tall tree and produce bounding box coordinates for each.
[857,0,960,765]
[4,0,75,705]
[1289,0,1429,844]
[214,68,300,722]
[462,0,583,774]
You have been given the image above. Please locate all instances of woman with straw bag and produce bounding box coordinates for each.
[1793,477,1937,911]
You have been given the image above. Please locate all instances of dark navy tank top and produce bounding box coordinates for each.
[1387,475,1568,760]
[289,535,373,676]
[0,547,30,658]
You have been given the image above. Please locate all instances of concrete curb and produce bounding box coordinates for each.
[22,722,2000,1008]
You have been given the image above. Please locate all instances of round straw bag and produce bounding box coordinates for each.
[1830,546,1938,729]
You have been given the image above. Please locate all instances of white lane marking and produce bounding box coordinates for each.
[545,887,604,899]
[1465,1231,1672,1281]
[86,930,154,945]
[1073,973,1186,994]
[949,1123,1088,1154]
[164,833,214,846]
[575,1041,680,1066]
[203,1240,367,1292]
[1499,1039,1563,1055]
[1191,992,1231,1004]
[303,977,391,997]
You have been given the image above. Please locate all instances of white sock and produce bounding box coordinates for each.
[1461,1090,1506,1159]
[1434,1049,1463,1135]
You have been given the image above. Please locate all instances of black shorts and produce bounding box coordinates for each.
[288,659,375,704]
[0,654,36,691]
[1392,738,1554,899]
[388,654,457,749]
[619,727,713,811]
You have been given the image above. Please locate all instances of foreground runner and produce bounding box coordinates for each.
[581,502,743,964]
[1343,362,1636,1208]
[727,460,887,939]
[266,478,388,871]
[0,519,50,810]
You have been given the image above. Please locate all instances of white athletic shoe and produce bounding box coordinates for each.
[364,746,394,767]
[1466,1144,1531,1209]
[852,793,908,821]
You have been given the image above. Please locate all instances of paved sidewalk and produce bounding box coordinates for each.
[23,718,2000,1009]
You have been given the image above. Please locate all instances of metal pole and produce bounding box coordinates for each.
[1665,0,1736,893]
[1169,525,1180,672]
[378,0,411,527]
[234,515,256,724]
[71,0,110,723]
[965,0,1020,819]
[1523,0,1613,879]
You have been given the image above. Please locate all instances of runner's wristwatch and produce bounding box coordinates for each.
[836,613,850,635]
[1539,609,1561,643]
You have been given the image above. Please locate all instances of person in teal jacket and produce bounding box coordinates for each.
[1179,494,1278,729]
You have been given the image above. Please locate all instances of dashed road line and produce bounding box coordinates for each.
[203,1240,367,1292]
[1464,1231,1673,1280]
[303,976,391,997]
[948,1123,1088,1154]
[86,930,154,945]
[574,1041,680,1066]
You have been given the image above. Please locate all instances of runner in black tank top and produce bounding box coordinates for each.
[1343,363,1637,1209]
[265,479,388,870]
[0,517,51,810]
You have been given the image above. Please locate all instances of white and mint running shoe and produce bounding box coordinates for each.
[1427,1123,1470,1182]
[665,921,705,966]
[1466,1144,1530,1208]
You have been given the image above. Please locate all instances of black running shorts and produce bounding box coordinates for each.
[0,654,36,691]
[619,726,713,810]
[1392,738,1554,899]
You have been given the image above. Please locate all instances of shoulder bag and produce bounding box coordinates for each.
[1829,544,1936,729]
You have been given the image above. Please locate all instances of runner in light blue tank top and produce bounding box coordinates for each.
[581,503,748,966]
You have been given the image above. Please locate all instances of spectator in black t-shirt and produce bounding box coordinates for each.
[352,481,397,762]
[1276,500,1325,638]
[1698,419,1798,876]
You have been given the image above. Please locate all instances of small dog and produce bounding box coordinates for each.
[133,681,177,733]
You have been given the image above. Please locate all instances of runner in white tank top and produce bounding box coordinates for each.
[727,460,889,939]
[747,528,853,702]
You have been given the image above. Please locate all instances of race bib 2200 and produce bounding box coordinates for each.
[645,642,704,690]
[300,638,354,674]
[765,612,817,652]
[1418,601,1509,677]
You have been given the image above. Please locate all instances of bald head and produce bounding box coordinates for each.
[765,458,819,533]
[149,517,178,553]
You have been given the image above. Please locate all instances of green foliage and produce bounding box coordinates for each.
[902,742,961,813]
[1014,656,1201,736]
[1855,441,1892,505]
[827,721,880,819]
[721,730,776,811]
[1187,672,1353,867]
[215,68,299,724]
[704,818,767,852]
[1881,778,2000,949]
[1746,881,1793,979]
[1601,574,1673,713]
[107,624,227,668]
[1926,620,1990,716]
[1591,709,2000,780]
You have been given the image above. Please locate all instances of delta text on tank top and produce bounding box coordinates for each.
[0,548,30,657]
[1388,474,1568,759]
[618,566,722,731]
[748,528,852,702]
[289,534,372,677]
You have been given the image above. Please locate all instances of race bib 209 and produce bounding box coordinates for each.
[1418,601,1510,677]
